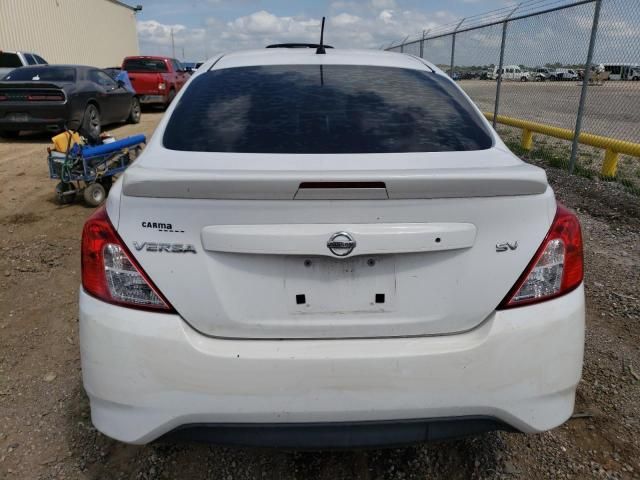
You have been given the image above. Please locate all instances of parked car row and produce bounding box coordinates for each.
[0,53,196,138]
[486,65,578,82]
[484,64,639,82]
[533,68,579,81]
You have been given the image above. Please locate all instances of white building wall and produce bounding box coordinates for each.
[0,0,139,68]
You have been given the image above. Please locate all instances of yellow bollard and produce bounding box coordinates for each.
[521,129,534,151]
[602,149,619,177]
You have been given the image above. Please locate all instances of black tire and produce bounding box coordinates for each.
[0,130,20,139]
[83,182,107,207]
[81,104,101,138]
[55,182,76,205]
[520,76,528,82]
[128,97,141,124]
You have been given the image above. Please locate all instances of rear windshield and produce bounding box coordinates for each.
[3,66,76,82]
[0,52,22,68]
[123,59,168,73]
[163,65,492,154]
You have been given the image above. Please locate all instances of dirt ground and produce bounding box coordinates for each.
[0,112,639,480]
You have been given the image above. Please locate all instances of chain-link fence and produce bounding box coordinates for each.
[387,0,640,193]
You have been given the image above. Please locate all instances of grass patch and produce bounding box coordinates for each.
[503,138,640,194]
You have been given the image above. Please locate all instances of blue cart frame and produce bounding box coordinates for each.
[48,134,146,206]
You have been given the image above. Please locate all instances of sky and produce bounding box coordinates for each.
[133,0,640,67]
[134,0,524,60]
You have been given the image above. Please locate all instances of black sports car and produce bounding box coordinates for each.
[0,65,141,138]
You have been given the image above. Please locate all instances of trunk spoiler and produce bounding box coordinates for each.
[122,164,548,200]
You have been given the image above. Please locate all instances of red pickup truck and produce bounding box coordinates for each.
[121,56,189,109]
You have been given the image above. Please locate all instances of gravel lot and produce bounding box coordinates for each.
[0,113,639,479]
[459,80,640,143]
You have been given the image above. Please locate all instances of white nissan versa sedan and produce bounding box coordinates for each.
[79,47,585,447]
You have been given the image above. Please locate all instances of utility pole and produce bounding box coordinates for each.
[449,18,465,79]
[569,0,602,174]
[182,46,185,60]
[492,6,520,128]
[171,28,175,58]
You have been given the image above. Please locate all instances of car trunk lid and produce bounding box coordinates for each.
[114,149,555,339]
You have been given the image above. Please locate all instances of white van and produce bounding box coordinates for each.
[490,65,530,82]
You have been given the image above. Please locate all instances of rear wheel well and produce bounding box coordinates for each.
[86,100,100,112]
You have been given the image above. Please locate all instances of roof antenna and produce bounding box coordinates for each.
[316,17,326,54]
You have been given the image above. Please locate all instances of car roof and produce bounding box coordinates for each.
[207,49,437,72]
[11,64,102,72]
[124,56,170,61]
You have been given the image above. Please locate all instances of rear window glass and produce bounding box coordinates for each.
[0,52,22,68]
[3,66,76,82]
[123,59,168,73]
[163,65,492,154]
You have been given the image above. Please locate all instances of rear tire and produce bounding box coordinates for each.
[83,182,106,207]
[81,104,101,138]
[520,76,528,82]
[128,97,141,124]
[0,130,20,139]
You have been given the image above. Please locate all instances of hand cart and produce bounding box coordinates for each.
[48,133,146,207]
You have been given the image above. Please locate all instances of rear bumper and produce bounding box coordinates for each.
[79,285,585,445]
[163,417,515,448]
[0,106,67,132]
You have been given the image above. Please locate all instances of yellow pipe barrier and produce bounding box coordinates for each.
[484,112,640,177]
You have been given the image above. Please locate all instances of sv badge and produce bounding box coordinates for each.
[496,241,518,252]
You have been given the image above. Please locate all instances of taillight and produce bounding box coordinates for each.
[27,93,65,101]
[498,203,583,309]
[158,82,166,90]
[81,207,175,312]
[0,94,7,101]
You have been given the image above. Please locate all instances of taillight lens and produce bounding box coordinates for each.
[158,82,166,90]
[498,203,583,309]
[81,207,175,312]
[27,94,65,101]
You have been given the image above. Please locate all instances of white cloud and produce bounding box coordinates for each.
[138,4,455,59]
[378,9,394,24]
[331,13,362,26]
[137,20,205,49]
